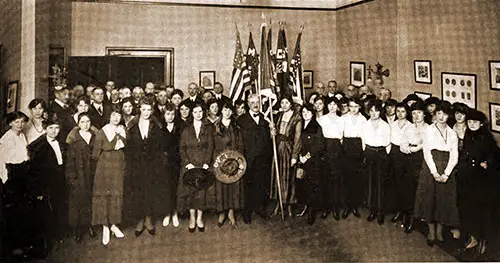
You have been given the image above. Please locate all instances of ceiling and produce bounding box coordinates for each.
[82,0,371,10]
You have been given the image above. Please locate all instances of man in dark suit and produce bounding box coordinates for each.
[153,89,169,121]
[104,80,115,102]
[182,82,203,109]
[28,117,67,245]
[48,86,75,141]
[236,94,273,224]
[213,82,232,107]
[88,86,112,129]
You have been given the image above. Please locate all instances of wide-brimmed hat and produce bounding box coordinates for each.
[213,149,246,184]
[183,168,214,190]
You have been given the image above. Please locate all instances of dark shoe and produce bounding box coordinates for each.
[307,210,316,225]
[256,210,271,220]
[147,228,156,236]
[352,208,361,218]
[367,212,376,222]
[73,234,82,243]
[391,212,403,223]
[88,227,96,238]
[426,239,435,247]
[377,212,385,225]
[320,209,330,219]
[342,209,350,220]
[404,219,415,234]
[332,209,340,221]
[296,205,308,217]
[188,226,196,233]
[198,226,205,233]
[135,229,144,237]
[217,216,226,228]
[243,213,252,224]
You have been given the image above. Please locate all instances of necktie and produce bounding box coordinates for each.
[253,113,259,118]
[97,106,103,115]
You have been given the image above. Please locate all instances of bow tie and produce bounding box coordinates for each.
[252,113,260,118]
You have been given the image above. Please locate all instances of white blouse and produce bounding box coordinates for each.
[342,113,367,138]
[0,130,29,183]
[390,119,412,146]
[400,123,428,154]
[138,118,150,140]
[318,114,344,139]
[423,124,459,176]
[361,119,391,152]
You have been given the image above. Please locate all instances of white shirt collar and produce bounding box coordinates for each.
[55,99,67,108]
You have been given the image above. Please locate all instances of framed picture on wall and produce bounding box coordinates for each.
[199,71,215,90]
[303,70,314,89]
[350,62,365,87]
[489,103,500,133]
[441,72,477,109]
[414,60,432,84]
[488,60,500,91]
[414,91,432,100]
[6,81,19,114]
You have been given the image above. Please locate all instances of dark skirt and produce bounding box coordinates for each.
[270,136,296,205]
[177,167,216,211]
[342,138,365,208]
[92,150,124,225]
[215,178,244,211]
[413,150,459,226]
[322,138,344,209]
[365,145,390,212]
[391,145,423,213]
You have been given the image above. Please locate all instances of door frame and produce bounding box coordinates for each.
[105,47,174,86]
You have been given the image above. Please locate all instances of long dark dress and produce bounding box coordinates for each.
[126,118,168,219]
[270,111,302,205]
[457,128,499,241]
[213,119,245,211]
[91,126,125,225]
[160,121,182,215]
[65,127,95,228]
[299,119,325,211]
[177,120,215,211]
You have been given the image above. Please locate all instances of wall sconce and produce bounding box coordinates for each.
[367,62,390,85]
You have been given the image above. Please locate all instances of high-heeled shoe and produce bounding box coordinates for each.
[367,212,376,222]
[341,209,351,219]
[172,214,180,228]
[102,225,110,246]
[391,212,403,223]
[404,217,415,234]
[110,224,125,239]
[217,215,226,228]
[352,208,361,218]
[296,205,308,217]
[162,216,171,227]
[197,218,205,232]
[135,228,144,237]
[426,238,435,247]
[147,228,156,236]
[188,226,196,233]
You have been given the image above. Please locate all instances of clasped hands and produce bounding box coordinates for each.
[186,163,209,170]
[432,172,449,183]
[298,153,311,165]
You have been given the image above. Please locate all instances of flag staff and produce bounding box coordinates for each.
[268,94,284,220]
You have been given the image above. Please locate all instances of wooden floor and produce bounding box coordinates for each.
[39,208,478,263]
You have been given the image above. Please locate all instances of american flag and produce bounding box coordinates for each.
[245,32,259,95]
[229,25,251,104]
[289,27,304,104]
[258,23,278,121]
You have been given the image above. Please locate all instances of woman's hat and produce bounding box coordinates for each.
[213,149,246,184]
[183,168,214,190]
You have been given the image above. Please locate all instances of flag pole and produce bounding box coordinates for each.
[268,97,284,220]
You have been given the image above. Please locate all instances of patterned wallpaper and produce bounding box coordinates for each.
[0,1,22,86]
[71,2,337,93]
[335,0,500,142]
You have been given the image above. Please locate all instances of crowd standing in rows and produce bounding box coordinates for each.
[1,80,499,258]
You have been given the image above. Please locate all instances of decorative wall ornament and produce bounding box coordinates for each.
[441,72,476,109]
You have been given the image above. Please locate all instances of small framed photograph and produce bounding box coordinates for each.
[303,70,314,89]
[350,62,365,87]
[414,60,432,84]
[414,91,432,100]
[490,103,500,133]
[441,72,477,109]
[6,81,20,114]
[488,60,500,91]
[199,71,216,90]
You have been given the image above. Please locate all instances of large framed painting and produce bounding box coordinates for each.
[441,72,476,109]
[350,62,365,87]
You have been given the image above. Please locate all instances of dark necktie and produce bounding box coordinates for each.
[97,106,103,115]
[253,113,259,118]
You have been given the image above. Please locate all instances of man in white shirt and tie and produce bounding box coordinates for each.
[182,82,203,109]
[48,85,75,141]
[104,81,115,102]
[213,82,231,107]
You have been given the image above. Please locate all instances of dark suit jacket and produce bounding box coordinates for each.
[236,112,272,163]
[48,101,76,141]
[88,102,112,129]
[182,97,204,109]
[179,120,214,168]
[27,135,67,198]
[300,119,326,169]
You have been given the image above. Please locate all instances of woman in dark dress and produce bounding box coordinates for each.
[298,104,325,225]
[92,105,126,246]
[126,99,167,237]
[178,102,215,232]
[161,103,182,228]
[214,102,244,227]
[271,95,302,218]
[457,109,499,254]
[413,101,460,246]
[65,113,96,242]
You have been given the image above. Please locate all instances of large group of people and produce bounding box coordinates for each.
[1,79,499,259]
